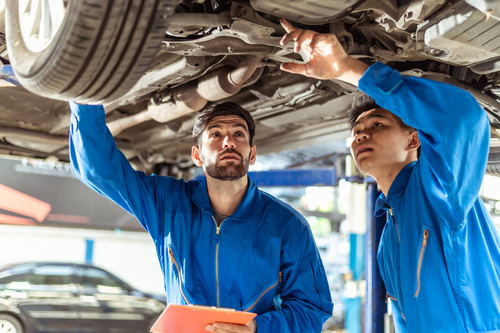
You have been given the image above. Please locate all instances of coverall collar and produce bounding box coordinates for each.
[375,161,416,216]
[192,175,261,221]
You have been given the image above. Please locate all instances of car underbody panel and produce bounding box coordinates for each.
[0,0,499,177]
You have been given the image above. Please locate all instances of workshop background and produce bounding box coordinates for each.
[1,154,499,333]
[2,0,500,331]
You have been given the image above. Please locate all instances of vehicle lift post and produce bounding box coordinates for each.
[364,183,386,333]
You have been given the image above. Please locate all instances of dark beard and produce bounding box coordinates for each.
[204,148,250,181]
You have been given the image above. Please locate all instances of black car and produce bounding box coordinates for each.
[0,262,166,333]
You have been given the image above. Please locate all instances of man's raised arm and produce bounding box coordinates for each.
[279,20,490,227]
[69,102,167,236]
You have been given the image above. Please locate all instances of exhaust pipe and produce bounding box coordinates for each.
[0,125,68,145]
[107,55,264,136]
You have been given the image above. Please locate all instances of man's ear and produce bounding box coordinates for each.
[192,146,203,166]
[407,131,420,152]
[249,145,257,165]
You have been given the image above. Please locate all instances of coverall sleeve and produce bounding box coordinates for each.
[358,63,490,228]
[68,102,166,238]
[255,226,333,333]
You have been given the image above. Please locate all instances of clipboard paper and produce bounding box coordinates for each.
[151,304,257,333]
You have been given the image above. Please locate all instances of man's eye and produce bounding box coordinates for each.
[353,130,360,137]
[211,132,220,137]
[235,132,244,137]
[374,122,382,127]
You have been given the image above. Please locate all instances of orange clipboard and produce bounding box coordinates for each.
[150,304,257,333]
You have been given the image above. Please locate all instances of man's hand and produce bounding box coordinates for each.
[206,319,257,333]
[279,18,368,86]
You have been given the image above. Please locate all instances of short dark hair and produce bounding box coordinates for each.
[349,95,415,132]
[349,94,421,157]
[193,101,256,147]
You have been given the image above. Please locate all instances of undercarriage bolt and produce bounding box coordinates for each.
[428,48,444,56]
[151,92,163,105]
[237,7,248,17]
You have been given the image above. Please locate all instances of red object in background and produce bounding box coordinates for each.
[151,304,256,333]
[0,213,37,225]
[0,183,51,223]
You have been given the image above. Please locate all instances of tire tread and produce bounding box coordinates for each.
[7,0,177,104]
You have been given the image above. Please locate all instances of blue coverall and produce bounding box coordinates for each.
[360,63,500,332]
[68,102,334,333]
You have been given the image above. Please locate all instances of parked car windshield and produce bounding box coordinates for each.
[75,266,131,294]
[0,263,36,286]
[0,264,77,292]
[27,265,75,290]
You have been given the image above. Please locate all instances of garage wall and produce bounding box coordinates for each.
[0,224,165,295]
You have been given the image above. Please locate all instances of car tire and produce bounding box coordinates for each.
[0,314,24,333]
[486,145,500,176]
[5,0,176,104]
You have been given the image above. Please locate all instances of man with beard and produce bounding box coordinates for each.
[68,101,333,333]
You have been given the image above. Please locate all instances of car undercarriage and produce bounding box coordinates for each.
[0,0,499,177]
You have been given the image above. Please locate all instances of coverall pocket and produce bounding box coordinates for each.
[386,292,405,320]
[412,225,441,331]
[168,246,191,305]
[311,257,331,313]
[241,272,282,313]
[414,226,430,298]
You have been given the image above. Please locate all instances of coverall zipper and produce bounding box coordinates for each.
[385,293,397,303]
[385,293,406,319]
[213,216,226,307]
[168,247,190,305]
[389,208,401,244]
[243,272,282,312]
[415,229,429,297]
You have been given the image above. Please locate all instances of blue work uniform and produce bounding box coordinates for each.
[68,102,333,333]
[360,63,500,332]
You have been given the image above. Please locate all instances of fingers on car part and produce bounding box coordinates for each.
[280,62,308,76]
[280,28,303,47]
[279,18,295,34]
[294,29,318,54]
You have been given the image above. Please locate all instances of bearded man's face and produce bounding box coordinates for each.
[194,115,256,181]
[202,147,251,181]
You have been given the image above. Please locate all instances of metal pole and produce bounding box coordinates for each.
[85,239,94,265]
[364,183,386,333]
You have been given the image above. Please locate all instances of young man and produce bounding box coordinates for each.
[279,18,500,332]
[68,101,333,333]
